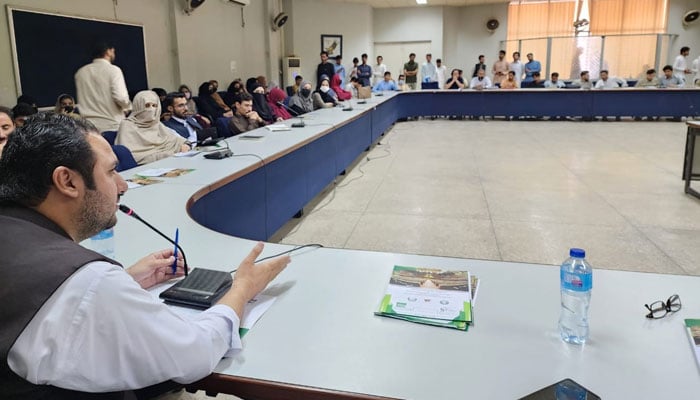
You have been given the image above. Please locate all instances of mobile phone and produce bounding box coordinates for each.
[518,378,601,400]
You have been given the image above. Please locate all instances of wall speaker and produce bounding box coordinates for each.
[272,12,288,31]
[184,0,206,15]
[486,19,500,33]
[683,10,699,27]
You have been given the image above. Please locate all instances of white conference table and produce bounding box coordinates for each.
[112,92,700,399]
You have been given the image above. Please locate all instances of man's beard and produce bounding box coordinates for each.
[76,189,117,241]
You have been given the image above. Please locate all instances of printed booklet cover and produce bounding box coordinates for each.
[685,319,700,369]
[375,265,474,331]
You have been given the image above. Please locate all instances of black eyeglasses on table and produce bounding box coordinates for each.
[644,294,681,319]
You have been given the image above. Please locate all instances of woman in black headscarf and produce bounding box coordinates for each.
[224,78,245,106]
[197,81,233,120]
[246,78,279,123]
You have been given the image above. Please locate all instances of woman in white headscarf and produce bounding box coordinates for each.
[116,90,191,164]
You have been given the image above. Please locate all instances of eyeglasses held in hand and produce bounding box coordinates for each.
[644,294,681,319]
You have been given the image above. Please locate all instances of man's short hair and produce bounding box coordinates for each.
[681,46,690,54]
[409,53,416,57]
[91,41,114,59]
[479,55,484,59]
[361,53,368,58]
[320,51,328,57]
[335,55,342,60]
[513,51,520,57]
[551,72,559,78]
[17,95,37,107]
[426,53,432,56]
[384,71,391,77]
[532,72,541,78]
[164,92,186,109]
[662,64,672,72]
[151,88,167,98]
[295,75,303,81]
[12,103,37,118]
[600,69,609,74]
[646,69,656,75]
[234,92,253,104]
[499,50,506,55]
[350,77,359,83]
[352,57,359,63]
[437,58,442,63]
[581,70,589,77]
[508,71,515,76]
[0,113,98,207]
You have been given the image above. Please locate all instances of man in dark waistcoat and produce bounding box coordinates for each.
[0,113,290,399]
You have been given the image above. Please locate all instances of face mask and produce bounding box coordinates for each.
[398,80,405,85]
[320,86,330,93]
[63,105,74,113]
[300,88,311,97]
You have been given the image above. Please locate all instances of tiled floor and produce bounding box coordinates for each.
[271,119,700,276]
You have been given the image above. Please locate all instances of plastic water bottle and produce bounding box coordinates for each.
[90,228,115,259]
[558,248,592,345]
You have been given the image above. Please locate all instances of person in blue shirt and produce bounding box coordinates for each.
[372,71,398,92]
[357,53,372,87]
[334,55,346,88]
[523,53,541,83]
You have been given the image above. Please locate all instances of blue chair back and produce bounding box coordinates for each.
[112,145,137,172]
[102,131,117,145]
[421,82,439,90]
[215,117,233,138]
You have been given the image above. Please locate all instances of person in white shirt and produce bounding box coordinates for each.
[420,53,438,83]
[594,70,627,89]
[436,58,448,89]
[2,113,290,396]
[544,72,566,88]
[75,42,132,132]
[372,56,387,86]
[673,46,691,85]
[692,55,700,87]
[470,69,492,90]
[509,51,524,86]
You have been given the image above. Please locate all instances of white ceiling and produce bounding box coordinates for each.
[320,0,511,8]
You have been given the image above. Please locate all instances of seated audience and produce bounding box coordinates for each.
[268,87,293,120]
[500,71,519,89]
[209,80,231,112]
[397,74,409,92]
[544,72,566,88]
[248,81,279,123]
[197,81,233,120]
[330,74,352,101]
[573,70,593,89]
[178,84,198,114]
[289,75,303,96]
[12,103,37,128]
[595,70,627,89]
[54,94,80,118]
[372,71,399,92]
[345,77,361,97]
[522,72,544,88]
[444,69,466,90]
[0,106,14,157]
[469,69,492,90]
[229,92,265,135]
[224,79,245,105]
[635,69,659,88]
[152,88,167,104]
[116,90,191,164]
[313,76,338,109]
[257,76,268,92]
[659,65,682,88]
[162,92,202,143]
[288,81,314,115]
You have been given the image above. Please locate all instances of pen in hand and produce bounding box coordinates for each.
[172,228,179,275]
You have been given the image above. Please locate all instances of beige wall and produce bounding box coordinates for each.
[282,0,373,88]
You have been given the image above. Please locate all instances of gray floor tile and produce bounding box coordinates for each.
[638,226,700,275]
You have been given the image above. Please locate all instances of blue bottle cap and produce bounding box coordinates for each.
[569,248,586,258]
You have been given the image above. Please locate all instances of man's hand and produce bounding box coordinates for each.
[127,249,185,289]
[247,111,262,122]
[217,242,290,317]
